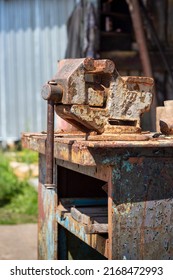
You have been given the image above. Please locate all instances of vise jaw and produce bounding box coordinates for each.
[42,58,154,135]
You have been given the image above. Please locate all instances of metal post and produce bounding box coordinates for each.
[127,0,156,131]
[127,0,152,76]
[45,99,55,187]
[41,81,63,188]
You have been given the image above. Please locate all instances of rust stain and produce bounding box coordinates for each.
[140,178,151,259]
[116,203,133,215]
[128,157,144,165]
[38,185,45,220]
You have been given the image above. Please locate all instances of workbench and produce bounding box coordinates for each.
[22,132,173,260]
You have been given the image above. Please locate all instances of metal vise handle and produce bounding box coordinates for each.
[41,81,63,188]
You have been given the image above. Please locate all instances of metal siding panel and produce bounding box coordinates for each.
[0,1,7,141]
[0,0,76,142]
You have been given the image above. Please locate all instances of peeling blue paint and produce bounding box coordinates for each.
[122,160,133,172]
[56,213,88,244]
[101,154,121,165]
[46,217,54,260]
[112,168,121,180]
[40,185,57,260]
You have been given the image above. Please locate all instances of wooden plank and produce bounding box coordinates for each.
[84,224,108,234]
[71,207,91,225]
[56,211,108,257]
[57,204,70,219]
[57,204,108,223]
[71,206,108,225]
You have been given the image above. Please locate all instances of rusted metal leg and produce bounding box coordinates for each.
[38,154,57,260]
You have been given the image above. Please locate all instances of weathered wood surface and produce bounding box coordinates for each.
[56,208,108,257]
[71,206,108,225]
[84,224,108,234]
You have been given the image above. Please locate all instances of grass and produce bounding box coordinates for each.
[0,150,38,224]
[0,185,38,224]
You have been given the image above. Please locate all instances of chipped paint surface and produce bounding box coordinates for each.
[121,160,134,172]
[22,132,173,166]
[38,154,57,260]
[111,157,173,259]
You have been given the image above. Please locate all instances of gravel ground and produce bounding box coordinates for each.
[0,224,37,260]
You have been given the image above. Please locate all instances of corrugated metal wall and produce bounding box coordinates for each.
[0,0,76,143]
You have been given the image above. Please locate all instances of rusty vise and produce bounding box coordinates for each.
[42,58,154,137]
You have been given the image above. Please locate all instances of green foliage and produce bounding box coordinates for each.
[15,149,38,164]
[0,184,38,224]
[0,152,38,224]
[0,153,22,206]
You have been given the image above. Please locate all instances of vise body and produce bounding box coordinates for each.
[42,58,154,139]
